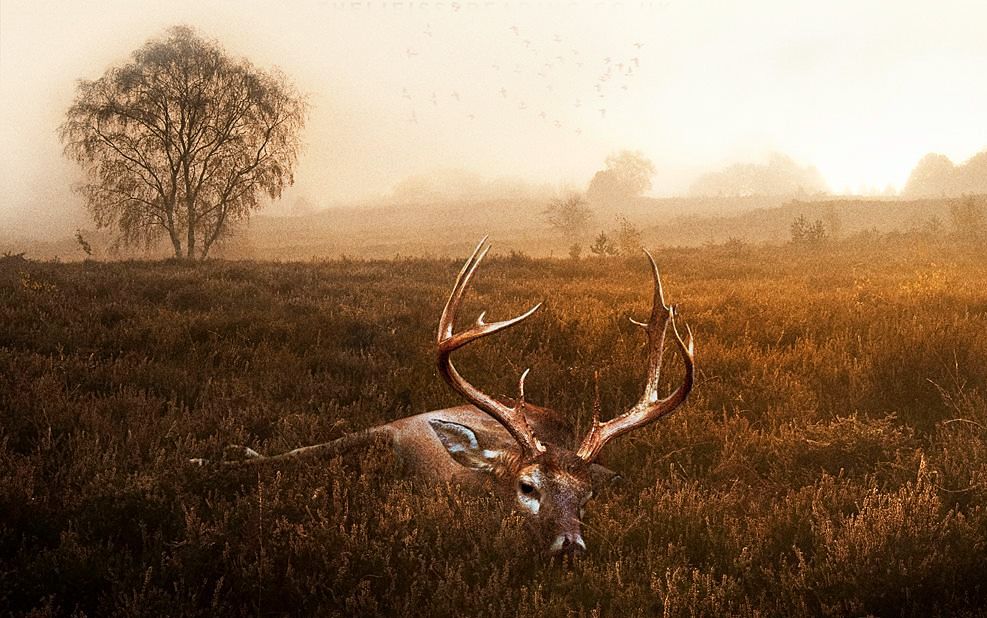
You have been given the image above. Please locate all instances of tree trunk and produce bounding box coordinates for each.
[186,204,196,260]
[169,230,183,258]
[165,207,183,258]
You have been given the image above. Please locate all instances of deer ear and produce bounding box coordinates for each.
[429,419,503,472]
[590,463,622,488]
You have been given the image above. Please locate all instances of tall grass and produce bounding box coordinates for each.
[1,239,985,616]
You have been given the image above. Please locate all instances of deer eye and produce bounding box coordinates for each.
[519,482,536,495]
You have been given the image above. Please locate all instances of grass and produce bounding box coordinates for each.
[1,236,986,616]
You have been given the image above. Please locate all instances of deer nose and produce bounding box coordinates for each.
[549,532,587,555]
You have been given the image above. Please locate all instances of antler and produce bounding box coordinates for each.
[576,250,695,463]
[437,237,546,457]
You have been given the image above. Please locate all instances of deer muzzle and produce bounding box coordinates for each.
[549,531,587,556]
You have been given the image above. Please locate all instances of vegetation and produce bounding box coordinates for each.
[542,192,593,237]
[613,215,644,256]
[589,232,618,257]
[902,150,987,197]
[586,151,656,205]
[1,239,986,616]
[689,153,828,197]
[60,26,307,260]
[790,214,827,246]
[10,195,982,261]
[948,196,986,244]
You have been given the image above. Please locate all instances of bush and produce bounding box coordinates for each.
[790,214,827,245]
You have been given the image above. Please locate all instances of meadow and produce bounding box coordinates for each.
[1,235,986,616]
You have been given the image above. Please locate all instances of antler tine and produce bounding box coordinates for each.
[629,250,667,328]
[437,239,545,456]
[438,236,490,341]
[516,368,530,409]
[576,251,695,463]
[438,238,543,353]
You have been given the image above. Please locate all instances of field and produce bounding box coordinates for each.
[1,237,986,616]
[3,195,967,261]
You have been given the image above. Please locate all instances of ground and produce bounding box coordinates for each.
[1,238,985,616]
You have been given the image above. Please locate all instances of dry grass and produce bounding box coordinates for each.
[1,237,985,616]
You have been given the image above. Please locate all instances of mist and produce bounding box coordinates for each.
[2,0,986,241]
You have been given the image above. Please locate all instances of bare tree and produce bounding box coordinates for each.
[613,215,644,256]
[60,26,307,260]
[542,192,592,237]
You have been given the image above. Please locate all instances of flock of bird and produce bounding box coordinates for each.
[400,23,647,136]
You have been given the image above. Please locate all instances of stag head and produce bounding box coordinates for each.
[435,238,695,556]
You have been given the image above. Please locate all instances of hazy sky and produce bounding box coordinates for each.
[1,0,985,236]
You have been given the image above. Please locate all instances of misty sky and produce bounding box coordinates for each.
[1,0,985,237]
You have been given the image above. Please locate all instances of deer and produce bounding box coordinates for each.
[191,238,695,557]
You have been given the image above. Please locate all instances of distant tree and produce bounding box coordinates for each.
[613,216,644,256]
[589,232,618,257]
[690,153,827,197]
[902,151,987,198]
[60,26,307,260]
[956,151,987,194]
[902,153,956,198]
[542,193,592,237]
[790,214,827,245]
[568,243,582,260]
[586,150,656,204]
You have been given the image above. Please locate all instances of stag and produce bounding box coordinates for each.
[192,238,695,556]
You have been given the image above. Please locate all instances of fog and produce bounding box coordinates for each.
[2,0,986,239]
